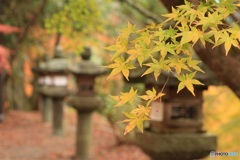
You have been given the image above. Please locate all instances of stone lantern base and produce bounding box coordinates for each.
[134,131,217,160]
[40,86,71,136]
[66,96,101,160]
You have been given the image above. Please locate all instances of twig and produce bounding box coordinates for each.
[17,0,48,43]
[160,74,170,94]
[120,0,163,23]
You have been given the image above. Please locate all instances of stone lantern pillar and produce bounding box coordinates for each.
[127,66,218,160]
[40,46,71,136]
[32,54,53,123]
[67,47,106,160]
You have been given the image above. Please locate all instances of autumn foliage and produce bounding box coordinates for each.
[106,0,240,134]
[0,24,21,72]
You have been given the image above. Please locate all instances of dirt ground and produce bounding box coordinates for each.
[0,110,150,160]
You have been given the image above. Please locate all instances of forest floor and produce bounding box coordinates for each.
[0,109,150,160]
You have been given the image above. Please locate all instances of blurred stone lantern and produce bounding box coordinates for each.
[32,54,52,123]
[67,47,106,160]
[40,46,71,136]
[127,65,218,160]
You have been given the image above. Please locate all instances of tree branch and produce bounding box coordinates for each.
[120,0,163,23]
[17,0,48,43]
[10,0,48,64]
[160,0,240,98]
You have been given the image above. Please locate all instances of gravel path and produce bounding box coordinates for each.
[0,110,150,160]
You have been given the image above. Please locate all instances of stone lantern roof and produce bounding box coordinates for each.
[34,46,72,98]
[39,58,69,73]
[32,54,50,75]
[39,46,70,74]
[68,47,107,76]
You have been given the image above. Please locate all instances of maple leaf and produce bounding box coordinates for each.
[106,57,135,80]
[126,49,139,61]
[187,58,204,73]
[153,41,176,56]
[105,43,126,60]
[177,72,204,96]
[167,56,190,75]
[142,57,170,80]
[106,22,136,60]
[153,27,178,44]
[131,105,151,117]
[124,119,138,135]
[139,88,165,106]
[227,24,240,42]
[197,12,224,31]
[162,7,180,23]
[122,105,150,135]
[111,87,138,107]
[222,31,239,55]
[127,42,152,67]
[123,112,136,119]
[137,31,152,46]
[213,30,239,55]
[176,27,203,46]
[120,21,136,38]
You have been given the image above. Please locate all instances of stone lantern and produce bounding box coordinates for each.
[40,46,71,136]
[127,65,218,160]
[32,54,53,123]
[66,47,106,160]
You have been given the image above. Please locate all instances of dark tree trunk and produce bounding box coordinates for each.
[160,0,240,98]
[161,0,185,11]
[6,54,31,110]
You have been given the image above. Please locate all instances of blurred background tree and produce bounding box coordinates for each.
[204,86,240,155]
[0,0,49,110]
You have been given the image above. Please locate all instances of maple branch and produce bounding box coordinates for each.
[160,74,170,94]
[119,0,163,23]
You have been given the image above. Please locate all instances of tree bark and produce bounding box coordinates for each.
[160,0,184,11]
[160,0,240,98]
[122,0,163,23]
[9,54,31,110]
